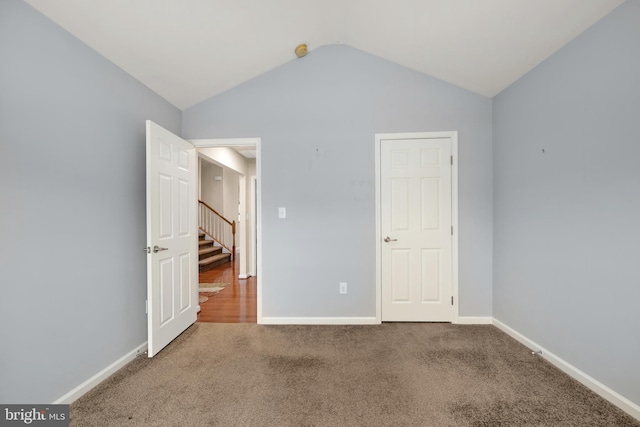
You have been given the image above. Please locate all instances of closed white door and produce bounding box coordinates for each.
[381,136,454,321]
[146,120,198,357]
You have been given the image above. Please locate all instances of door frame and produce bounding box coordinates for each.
[250,176,258,277]
[190,137,263,323]
[374,132,459,323]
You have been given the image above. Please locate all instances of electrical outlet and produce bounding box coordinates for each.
[339,282,347,294]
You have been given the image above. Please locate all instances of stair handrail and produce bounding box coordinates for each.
[198,200,236,259]
[199,200,233,227]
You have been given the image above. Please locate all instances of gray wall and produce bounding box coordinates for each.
[0,0,181,403]
[183,45,493,318]
[493,0,640,406]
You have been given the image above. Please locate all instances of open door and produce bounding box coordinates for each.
[145,120,198,357]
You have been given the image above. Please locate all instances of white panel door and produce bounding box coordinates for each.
[146,120,198,357]
[381,137,453,321]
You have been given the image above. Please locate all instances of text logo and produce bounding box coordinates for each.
[0,405,68,426]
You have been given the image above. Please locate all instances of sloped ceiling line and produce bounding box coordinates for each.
[25,0,625,110]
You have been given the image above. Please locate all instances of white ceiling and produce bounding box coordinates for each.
[234,146,256,159]
[24,0,624,110]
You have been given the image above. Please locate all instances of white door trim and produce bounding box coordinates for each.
[250,176,258,277]
[190,137,263,323]
[238,174,247,278]
[375,132,459,323]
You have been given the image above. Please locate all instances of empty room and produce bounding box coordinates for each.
[1,0,638,425]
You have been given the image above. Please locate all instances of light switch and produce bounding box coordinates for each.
[278,207,286,219]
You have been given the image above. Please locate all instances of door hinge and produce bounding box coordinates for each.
[451,226,453,235]
[451,296,454,305]
[145,299,148,314]
[450,155,453,165]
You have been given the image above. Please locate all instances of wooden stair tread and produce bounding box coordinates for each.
[199,246,222,256]
[198,239,214,247]
[198,253,231,266]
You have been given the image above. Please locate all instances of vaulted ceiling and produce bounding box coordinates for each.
[24,0,624,110]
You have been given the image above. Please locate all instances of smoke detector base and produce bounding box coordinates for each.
[295,44,308,58]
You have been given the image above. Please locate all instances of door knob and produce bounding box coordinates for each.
[153,245,168,253]
[384,236,398,242]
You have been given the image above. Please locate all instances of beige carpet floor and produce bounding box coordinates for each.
[70,323,639,426]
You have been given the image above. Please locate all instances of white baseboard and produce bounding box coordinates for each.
[493,318,640,421]
[260,317,380,325]
[53,342,148,404]
[238,274,249,279]
[259,317,494,325]
[454,316,493,325]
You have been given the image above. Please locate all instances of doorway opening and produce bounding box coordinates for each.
[191,138,262,323]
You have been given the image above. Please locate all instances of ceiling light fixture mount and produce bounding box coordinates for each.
[294,43,308,58]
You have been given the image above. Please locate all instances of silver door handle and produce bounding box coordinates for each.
[384,236,398,242]
[153,245,168,253]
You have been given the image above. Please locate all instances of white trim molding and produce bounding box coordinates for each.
[190,138,261,148]
[260,317,380,325]
[493,318,640,421]
[454,317,493,325]
[53,342,148,404]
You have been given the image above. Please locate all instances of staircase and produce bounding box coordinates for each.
[199,233,231,272]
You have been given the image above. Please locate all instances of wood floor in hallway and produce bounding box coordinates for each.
[198,256,257,323]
